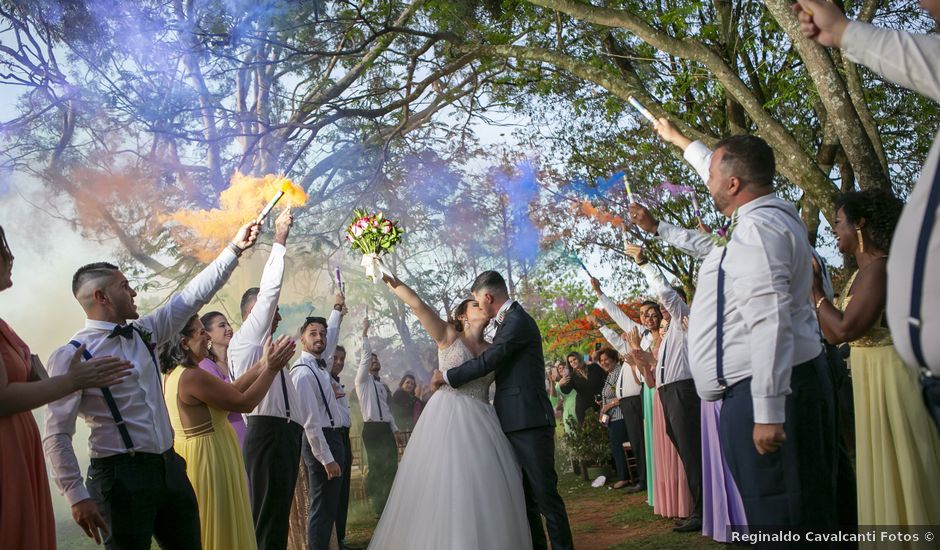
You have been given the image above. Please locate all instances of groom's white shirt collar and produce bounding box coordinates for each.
[484,299,515,344]
[493,299,516,325]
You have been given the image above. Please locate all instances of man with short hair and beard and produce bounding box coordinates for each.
[43,220,259,549]
[289,293,347,550]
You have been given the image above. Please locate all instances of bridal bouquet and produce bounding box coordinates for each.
[345,209,404,282]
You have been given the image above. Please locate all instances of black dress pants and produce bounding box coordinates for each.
[505,426,574,550]
[303,427,347,550]
[86,449,201,550]
[719,354,838,532]
[360,421,398,517]
[244,416,303,550]
[334,427,353,544]
[618,394,646,485]
[659,378,703,518]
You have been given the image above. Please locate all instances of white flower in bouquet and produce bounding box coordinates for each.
[345,209,404,282]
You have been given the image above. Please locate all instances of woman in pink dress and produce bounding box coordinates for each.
[0,225,131,549]
[198,311,247,445]
[632,318,692,519]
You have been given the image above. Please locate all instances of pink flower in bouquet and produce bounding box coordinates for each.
[352,224,364,237]
[381,222,392,234]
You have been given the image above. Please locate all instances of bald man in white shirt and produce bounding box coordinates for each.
[44,221,259,549]
[631,134,838,532]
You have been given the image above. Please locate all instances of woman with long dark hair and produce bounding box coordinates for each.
[198,311,247,445]
[390,373,425,432]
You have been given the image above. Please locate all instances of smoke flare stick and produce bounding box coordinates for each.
[336,267,346,296]
[256,190,285,223]
[573,255,593,278]
[691,193,701,217]
[627,96,657,124]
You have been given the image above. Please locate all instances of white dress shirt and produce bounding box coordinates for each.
[322,310,352,428]
[679,140,835,303]
[483,299,517,344]
[598,326,644,398]
[594,292,654,351]
[229,243,293,420]
[290,350,342,466]
[639,263,693,387]
[354,336,399,431]
[43,247,239,505]
[681,195,822,423]
[331,374,353,428]
[841,22,940,373]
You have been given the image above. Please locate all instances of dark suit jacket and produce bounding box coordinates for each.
[446,302,555,433]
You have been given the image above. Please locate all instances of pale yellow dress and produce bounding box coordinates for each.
[164,366,257,550]
[842,271,940,525]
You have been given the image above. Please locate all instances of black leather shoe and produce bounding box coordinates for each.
[673,516,703,533]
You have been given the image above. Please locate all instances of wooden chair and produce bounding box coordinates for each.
[622,441,639,485]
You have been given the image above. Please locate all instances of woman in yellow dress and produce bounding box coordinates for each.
[813,189,940,525]
[160,314,296,550]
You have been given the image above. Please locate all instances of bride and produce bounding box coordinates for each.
[366,269,531,549]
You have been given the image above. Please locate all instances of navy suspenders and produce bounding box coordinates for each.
[68,340,135,455]
[715,203,805,390]
[302,363,336,428]
[715,248,730,388]
[373,380,384,421]
[910,164,940,368]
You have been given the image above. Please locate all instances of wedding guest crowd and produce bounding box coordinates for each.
[573,2,940,536]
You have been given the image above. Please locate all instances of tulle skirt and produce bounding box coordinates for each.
[368,388,531,550]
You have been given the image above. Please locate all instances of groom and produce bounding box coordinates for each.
[432,271,574,550]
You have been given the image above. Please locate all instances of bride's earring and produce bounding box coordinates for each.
[856,227,865,254]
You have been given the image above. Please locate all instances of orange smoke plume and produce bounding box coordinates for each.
[166,172,308,260]
[576,201,624,227]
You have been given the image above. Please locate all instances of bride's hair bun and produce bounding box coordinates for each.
[449,298,474,332]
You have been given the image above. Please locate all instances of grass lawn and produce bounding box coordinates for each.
[340,468,725,550]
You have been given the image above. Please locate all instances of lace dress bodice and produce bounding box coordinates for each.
[438,338,494,403]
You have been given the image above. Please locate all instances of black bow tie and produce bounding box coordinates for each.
[315,358,327,370]
[642,329,650,337]
[108,324,135,340]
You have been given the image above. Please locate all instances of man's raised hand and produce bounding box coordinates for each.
[274,207,293,246]
[625,244,646,265]
[792,0,850,48]
[232,221,262,252]
[629,203,659,234]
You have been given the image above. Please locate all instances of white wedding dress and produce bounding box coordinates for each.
[367,338,532,550]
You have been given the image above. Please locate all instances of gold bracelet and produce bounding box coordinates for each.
[815,296,827,310]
